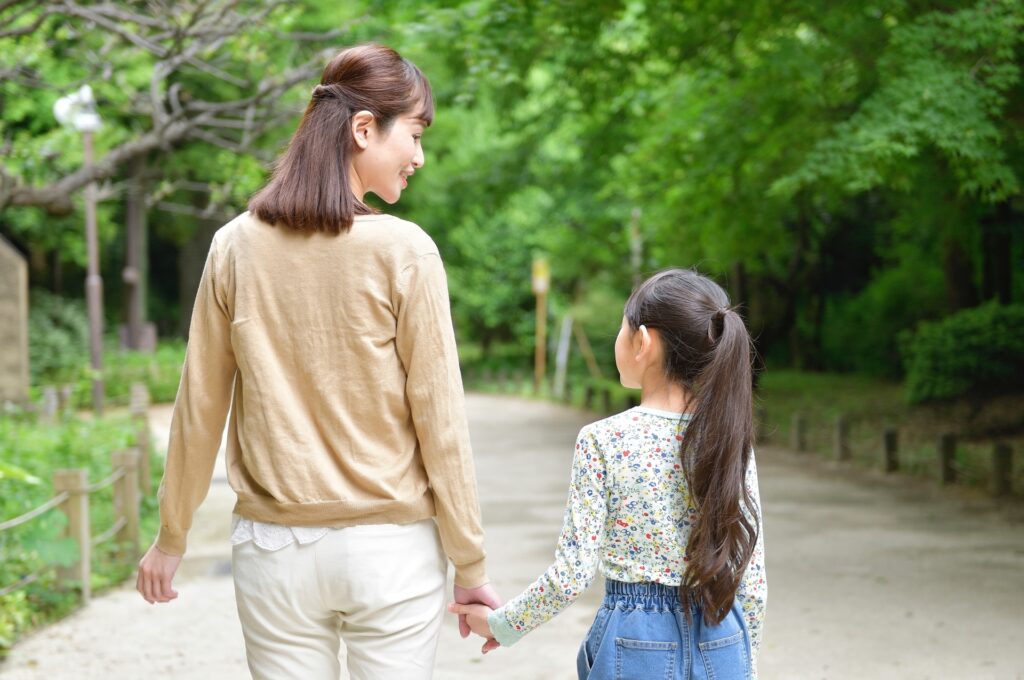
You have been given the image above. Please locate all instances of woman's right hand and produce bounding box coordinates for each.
[136,543,182,604]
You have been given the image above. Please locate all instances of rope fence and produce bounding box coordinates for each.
[0,383,152,606]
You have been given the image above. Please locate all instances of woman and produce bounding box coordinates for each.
[136,43,499,679]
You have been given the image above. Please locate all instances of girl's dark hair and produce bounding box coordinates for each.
[624,268,758,625]
[249,43,433,234]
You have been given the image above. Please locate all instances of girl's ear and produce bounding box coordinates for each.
[350,110,375,150]
[637,324,653,358]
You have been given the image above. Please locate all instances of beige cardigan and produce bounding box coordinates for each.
[155,211,487,587]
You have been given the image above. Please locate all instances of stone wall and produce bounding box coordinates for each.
[0,236,29,404]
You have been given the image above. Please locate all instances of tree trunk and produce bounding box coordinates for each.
[981,202,1014,304]
[178,220,220,339]
[943,237,978,312]
[123,155,148,349]
[51,249,62,293]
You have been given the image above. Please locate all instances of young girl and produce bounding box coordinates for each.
[451,268,767,679]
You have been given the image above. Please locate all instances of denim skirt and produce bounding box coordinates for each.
[576,580,752,680]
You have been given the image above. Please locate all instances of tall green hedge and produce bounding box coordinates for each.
[902,302,1024,404]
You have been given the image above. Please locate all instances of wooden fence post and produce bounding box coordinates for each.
[883,428,899,473]
[112,448,141,561]
[583,385,595,410]
[834,415,851,462]
[991,442,1012,497]
[41,386,59,424]
[939,433,957,484]
[791,412,806,452]
[58,384,74,413]
[53,469,91,604]
[130,383,152,495]
[601,388,612,414]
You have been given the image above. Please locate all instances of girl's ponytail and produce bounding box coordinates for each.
[623,269,759,625]
[679,306,758,625]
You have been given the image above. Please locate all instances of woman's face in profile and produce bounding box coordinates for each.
[353,112,426,204]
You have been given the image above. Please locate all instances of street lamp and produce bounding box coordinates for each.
[54,85,105,416]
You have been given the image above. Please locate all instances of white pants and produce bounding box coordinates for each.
[232,519,447,680]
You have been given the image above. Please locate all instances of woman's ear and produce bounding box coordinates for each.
[350,110,375,150]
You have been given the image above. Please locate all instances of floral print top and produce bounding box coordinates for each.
[487,406,767,666]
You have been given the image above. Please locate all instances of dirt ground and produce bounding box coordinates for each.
[2,393,1023,679]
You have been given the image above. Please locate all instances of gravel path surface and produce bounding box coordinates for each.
[2,393,1022,679]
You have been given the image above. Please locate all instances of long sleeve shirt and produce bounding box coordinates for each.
[155,211,488,588]
[488,406,767,665]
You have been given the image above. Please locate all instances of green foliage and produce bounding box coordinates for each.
[820,258,946,375]
[771,0,1022,203]
[29,339,185,407]
[902,302,1024,403]
[27,289,88,385]
[0,412,164,651]
[101,340,185,405]
[4,0,1024,387]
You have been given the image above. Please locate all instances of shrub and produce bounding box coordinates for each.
[27,290,89,385]
[901,302,1024,404]
[820,260,945,377]
[30,339,186,408]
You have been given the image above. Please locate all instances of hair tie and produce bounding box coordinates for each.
[312,83,344,100]
[708,306,729,342]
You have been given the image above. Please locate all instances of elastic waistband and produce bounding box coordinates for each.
[604,579,685,611]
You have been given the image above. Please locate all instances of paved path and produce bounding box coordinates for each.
[2,394,1023,679]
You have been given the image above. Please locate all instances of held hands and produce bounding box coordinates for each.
[451,583,502,654]
[136,543,182,604]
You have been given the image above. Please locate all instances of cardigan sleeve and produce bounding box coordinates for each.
[156,234,237,555]
[394,252,488,588]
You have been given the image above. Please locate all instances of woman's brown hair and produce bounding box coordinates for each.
[624,268,759,625]
[249,43,433,234]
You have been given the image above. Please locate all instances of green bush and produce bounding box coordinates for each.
[0,411,163,652]
[93,339,185,407]
[901,302,1024,404]
[820,260,945,377]
[27,290,89,385]
[30,339,186,408]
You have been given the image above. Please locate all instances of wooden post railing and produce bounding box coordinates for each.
[834,414,851,462]
[791,412,806,452]
[130,382,152,495]
[991,443,1012,498]
[113,448,141,561]
[53,468,91,604]
[1,450,142,606]
[939,433,957,484]
[883,428,899,473]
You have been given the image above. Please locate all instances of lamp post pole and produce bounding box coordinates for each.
[82,129,104,415]
[54,85,104,416]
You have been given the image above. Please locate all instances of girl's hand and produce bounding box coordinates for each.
[448,602,501,653]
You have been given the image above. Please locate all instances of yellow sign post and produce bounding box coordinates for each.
[532,257,550,393]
